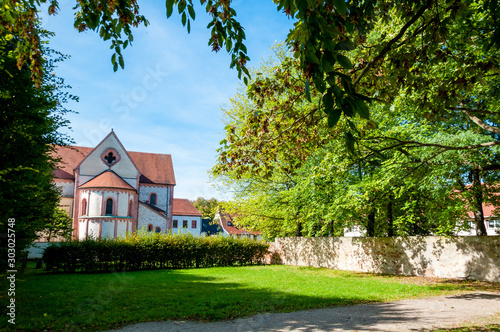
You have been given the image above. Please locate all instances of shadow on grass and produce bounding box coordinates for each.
[2,266,499,331]
[108,293,500,332]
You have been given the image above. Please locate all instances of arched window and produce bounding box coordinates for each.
[155,227,161,233]
[150,193,157,205]
[105,198,113,215]
[147,224,153,232]
[81,199,87,216]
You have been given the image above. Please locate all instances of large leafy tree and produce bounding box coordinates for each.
[191,197,220,220]
[5,1,499,122]
[212,40,500,239]
[0,17,74,269]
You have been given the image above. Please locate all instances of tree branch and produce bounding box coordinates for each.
[363,136,500,151]
[463,109,500,134]
[353,1,432,86]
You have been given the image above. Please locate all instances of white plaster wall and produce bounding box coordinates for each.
[117,192,131,216]
[55,181,74,197]
[78,175,94,187]
[78,134,138,187]
[88,220,100,239]
[78,220,87,240]
[89,191,103,216]
[117,220,128,238]
[138,204,166,232]
[139,185,168,211]
[101,220,114,238]
[274,236,500,282]
[171,215,202,236]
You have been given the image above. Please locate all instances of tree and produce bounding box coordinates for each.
[0,18,74,270]
[191,197,219,220]
[212,43,499,239]
[6,1,499,131]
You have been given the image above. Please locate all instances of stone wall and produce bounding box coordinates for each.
[273,236,500,282]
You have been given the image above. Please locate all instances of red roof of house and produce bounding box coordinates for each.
[219,213,261,236]
[467,204,496,218]
[172,199,202,217]
[53,145,176,185]
[79,170,136,191]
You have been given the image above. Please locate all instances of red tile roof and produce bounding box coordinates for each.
[53,145,175,185]
[172,199,202,216]
[129,151,175,185]
[467,204,496,218]
[219,213,261,236]
[79,170,136,191]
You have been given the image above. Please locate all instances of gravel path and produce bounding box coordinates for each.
[109,292,500,332]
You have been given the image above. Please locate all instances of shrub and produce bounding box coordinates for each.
[42,233,269,273]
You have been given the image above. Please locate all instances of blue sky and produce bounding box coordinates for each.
[41,1,293,200]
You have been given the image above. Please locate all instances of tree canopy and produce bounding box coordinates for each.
[191,197,220,220]
[211,35,500,239]
[0,12,74,269]
[6,1,499,128]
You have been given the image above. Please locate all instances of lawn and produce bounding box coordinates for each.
[1,264,498,331]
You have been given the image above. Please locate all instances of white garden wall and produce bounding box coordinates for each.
[273,236,500,282]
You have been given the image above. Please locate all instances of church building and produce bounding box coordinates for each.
[53,130,201,240]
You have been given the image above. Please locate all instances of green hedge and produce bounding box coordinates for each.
[42,233,269,273]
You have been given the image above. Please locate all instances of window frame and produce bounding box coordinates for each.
[81,198,87,216]
[105,198,113,216]
[149,193,157,205]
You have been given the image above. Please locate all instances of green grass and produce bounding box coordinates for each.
[1,263,498,331]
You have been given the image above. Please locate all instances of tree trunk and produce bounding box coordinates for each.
[296,220,303,237]
[471,169,487,236]
[387,195,394,237]
[367,211,375,237]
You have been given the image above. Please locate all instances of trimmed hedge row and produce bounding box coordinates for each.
[42,233,269,273]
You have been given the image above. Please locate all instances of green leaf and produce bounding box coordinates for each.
[182,12,187,26]
[323,91,334,113]
[187,19,191,33]
[336,54,352,69]
[166,0,174,18]
[335,40,355,51]
[328,108,342,127]
[118,55,124,69]
[178,0,186,14]
[344,132,355,153]
[333,0,347,16]
[354,99,370,119]
[188,5,196,20]
[305,79,311,102]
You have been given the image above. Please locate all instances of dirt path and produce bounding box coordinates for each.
[109,292,500,332]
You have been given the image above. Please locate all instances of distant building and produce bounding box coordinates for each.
[343,203,500,237]
[171,199,202,236]
[49,130,202,240]
[214,212,262,240]
[458,204,500,236]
